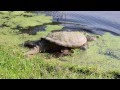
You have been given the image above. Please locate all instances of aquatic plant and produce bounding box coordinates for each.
[0,11,52,29]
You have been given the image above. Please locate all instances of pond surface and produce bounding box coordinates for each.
[34,11,120,36]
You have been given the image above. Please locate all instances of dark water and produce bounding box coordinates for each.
[34,11,120,36]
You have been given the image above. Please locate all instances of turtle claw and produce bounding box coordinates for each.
[24,46,40,57]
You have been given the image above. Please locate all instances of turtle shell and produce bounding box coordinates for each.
[44,31,87,48]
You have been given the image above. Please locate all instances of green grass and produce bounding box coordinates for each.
[0,11,120,79]
[0,28,120,79]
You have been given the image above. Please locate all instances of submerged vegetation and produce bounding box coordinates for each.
[0,11,120,79]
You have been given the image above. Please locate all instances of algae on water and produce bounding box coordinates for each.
[0,11,52,29]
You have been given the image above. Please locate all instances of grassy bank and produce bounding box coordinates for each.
[0,11,120,79]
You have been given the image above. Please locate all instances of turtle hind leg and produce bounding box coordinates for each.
[86,35,97,41]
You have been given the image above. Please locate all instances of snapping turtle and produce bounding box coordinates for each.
[24,31,96,57]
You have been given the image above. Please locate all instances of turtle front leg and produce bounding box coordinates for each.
[61,48,72,56]
[24,45,40,57]
[52,48,73,57]
[80,43,88,50]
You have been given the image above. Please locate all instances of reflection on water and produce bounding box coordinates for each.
[35,11,120,36]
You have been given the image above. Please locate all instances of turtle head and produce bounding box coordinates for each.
[24,40,42,57]
[24,40,38,48]
[24,39,46,53]
[24,39,43,48]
